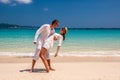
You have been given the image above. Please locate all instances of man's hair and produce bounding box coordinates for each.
[51,19,59,25]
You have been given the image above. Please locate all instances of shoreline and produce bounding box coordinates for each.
[0,50,120,57]
[0,55,120,63]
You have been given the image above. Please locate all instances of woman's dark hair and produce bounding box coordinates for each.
[63,34,65,41]
[51,19,59,25]
[61,28,67,41]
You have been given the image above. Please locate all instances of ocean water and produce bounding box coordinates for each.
[0,28,120,56]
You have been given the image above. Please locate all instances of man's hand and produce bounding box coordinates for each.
[34,42,36,45]
[54,36,58,41]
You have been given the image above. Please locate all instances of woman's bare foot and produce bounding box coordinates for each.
[46,69,50,73]
[49,67,55,71]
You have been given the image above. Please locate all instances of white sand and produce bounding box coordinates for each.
[0,56,120,80]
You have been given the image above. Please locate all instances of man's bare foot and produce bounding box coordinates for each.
[49,67,55,71]
[29,69,33,73]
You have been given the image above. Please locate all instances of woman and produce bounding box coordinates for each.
[39,27,67,72]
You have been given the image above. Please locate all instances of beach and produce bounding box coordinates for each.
[0,56,120,80]
[0,28,120,80]
[1,0,120,79]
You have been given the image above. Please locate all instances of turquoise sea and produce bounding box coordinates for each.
[0,27,120,56]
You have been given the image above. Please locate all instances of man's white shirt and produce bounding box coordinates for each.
[33,24,55,43]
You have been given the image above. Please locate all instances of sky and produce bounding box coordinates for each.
[0,0,120,28]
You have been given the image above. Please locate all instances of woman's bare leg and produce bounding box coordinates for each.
[39,47,50,72]
[47,59,55,71]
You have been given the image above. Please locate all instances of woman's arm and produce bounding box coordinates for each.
[54,34,63,57]
[54,46,61,57]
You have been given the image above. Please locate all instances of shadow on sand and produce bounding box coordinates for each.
[19,68,47,73]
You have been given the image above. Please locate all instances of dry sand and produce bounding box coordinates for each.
[0,56,120,80]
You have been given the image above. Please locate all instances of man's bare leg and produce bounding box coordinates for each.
[30,59,36,73]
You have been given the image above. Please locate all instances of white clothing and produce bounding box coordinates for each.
[33,48,50,60]
[43,33,63,50]
[33,24,55,49]
[33,24,55,60]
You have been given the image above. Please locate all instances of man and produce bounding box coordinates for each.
[30,20,59,72]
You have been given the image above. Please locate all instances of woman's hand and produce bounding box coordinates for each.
[54,46,60,57]
[54,53,58,57]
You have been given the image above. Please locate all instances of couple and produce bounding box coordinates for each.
[30,20,67,73]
